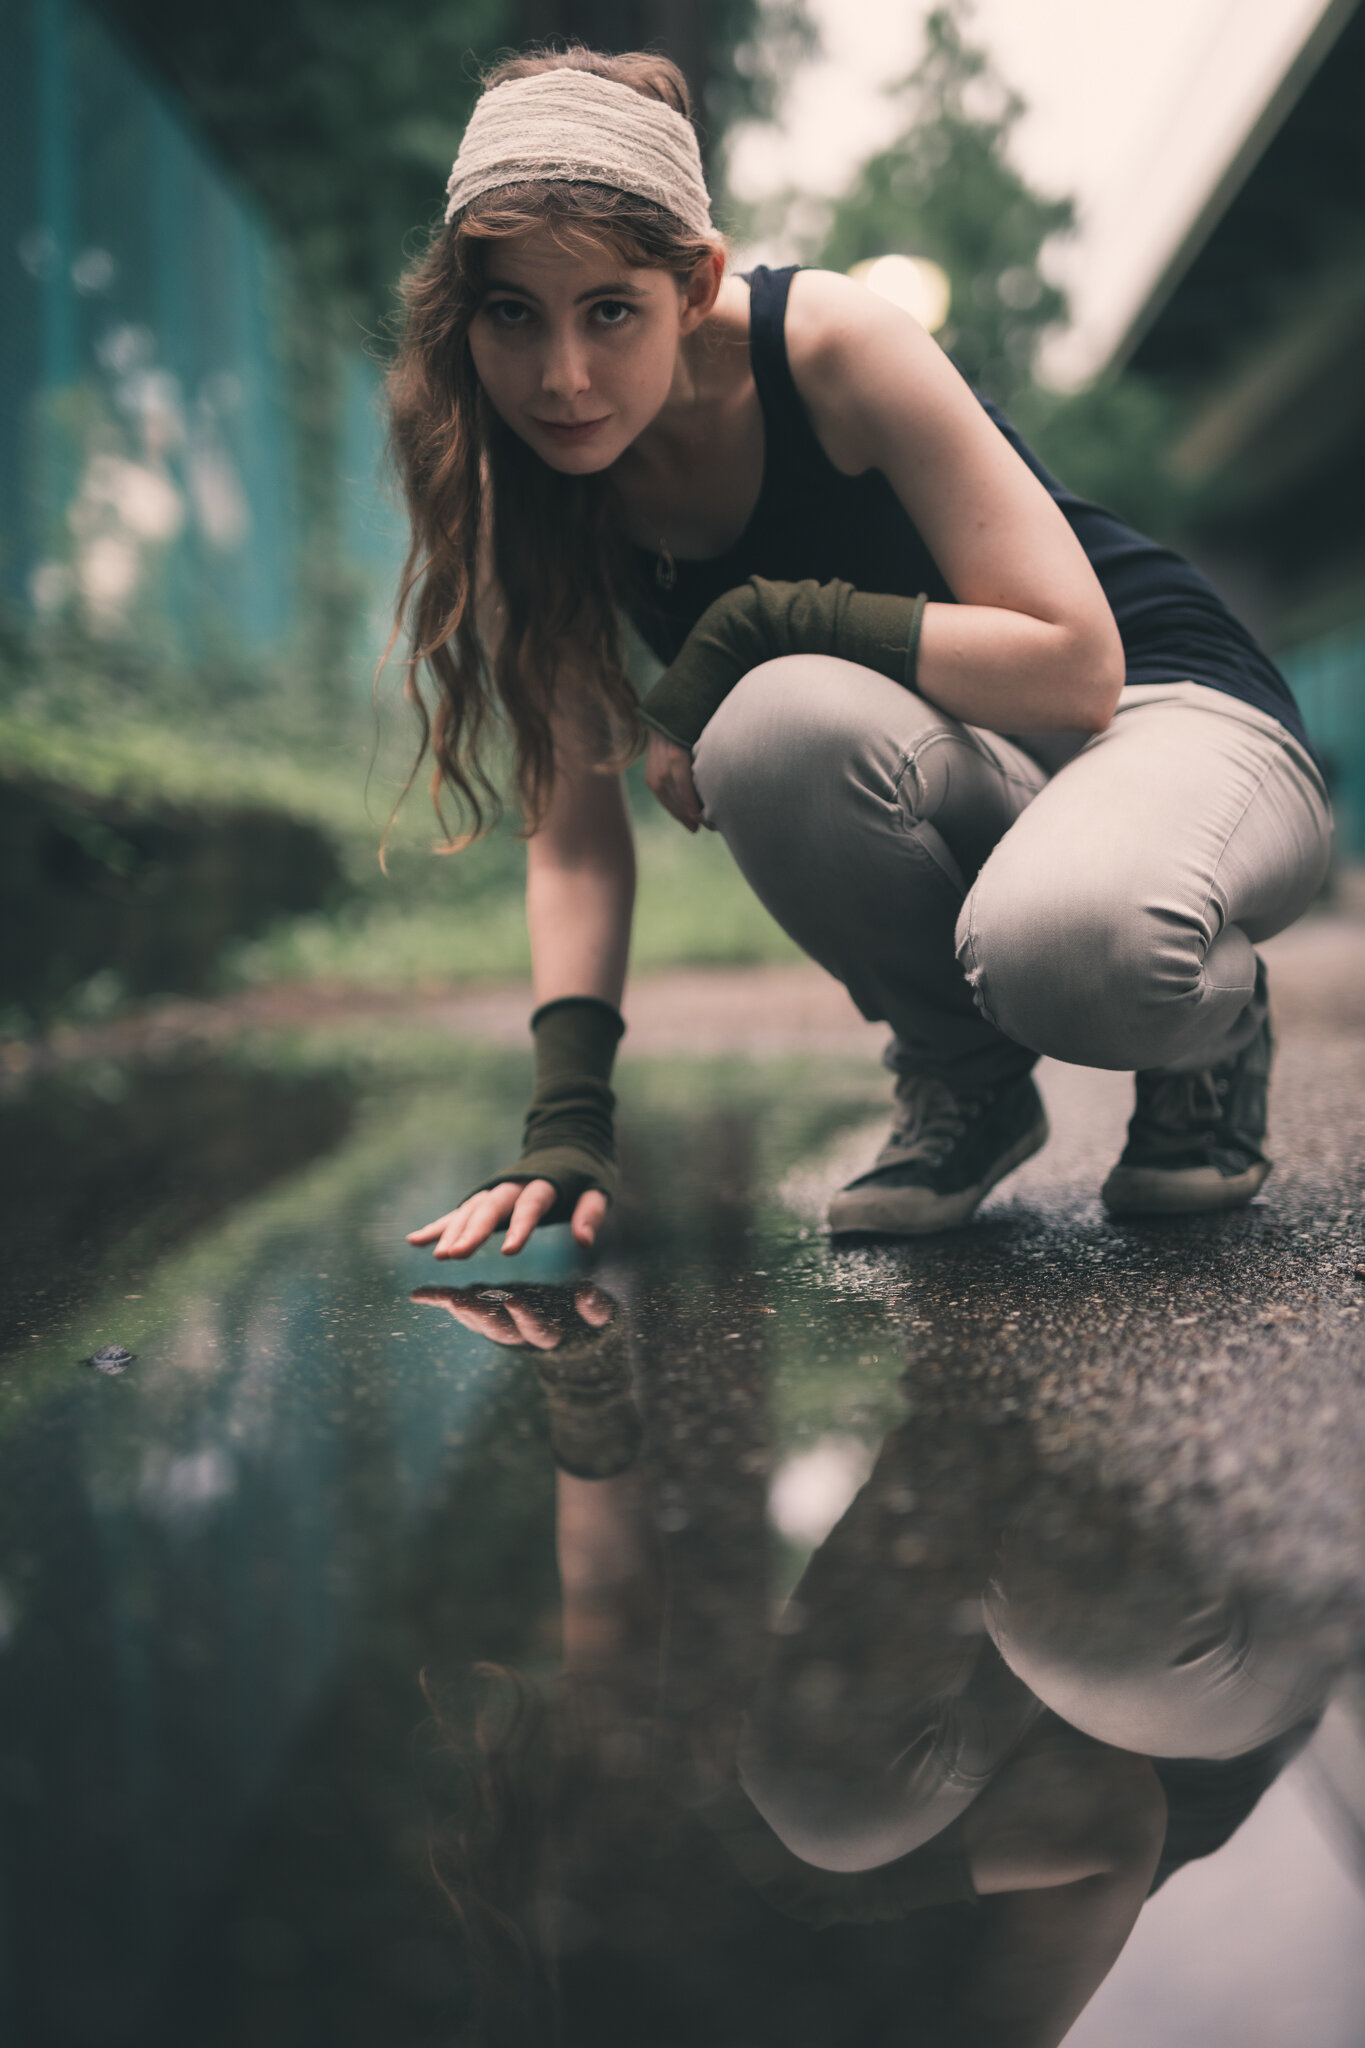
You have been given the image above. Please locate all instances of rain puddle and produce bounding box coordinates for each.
[1,1037,1363,2046]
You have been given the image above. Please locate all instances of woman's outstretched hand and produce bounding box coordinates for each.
[407,1179,608,1260]
[644,731,704,832]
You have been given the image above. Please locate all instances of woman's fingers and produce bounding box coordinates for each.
[410,1281,619,1347]
[667,757,703,829]
[408,1179,605,1261]
[499,1179,560,1256]
[644,730,674,793]
[408,1183,523,1260]
[571,1187,610,1248]
[406,1215,453,1245]
[503,1299,564,1349]
[406,1196,501,1256]
[444,1189,519,1258]
[410,1291,522,1342]
[645,733,702,832]
[574,1280,616,1327]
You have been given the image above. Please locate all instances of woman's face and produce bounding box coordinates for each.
[467,225,719,473]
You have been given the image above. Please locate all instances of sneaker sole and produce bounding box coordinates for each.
[1100,1157,1272,1217]
[826,1114,1049,1237]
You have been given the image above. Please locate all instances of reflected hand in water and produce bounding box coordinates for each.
[413,1283,635,1480]
[410,1280,615,1348]
[406,1178,608,1260]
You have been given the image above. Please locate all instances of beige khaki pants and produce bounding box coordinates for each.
[692,664,1333,1088]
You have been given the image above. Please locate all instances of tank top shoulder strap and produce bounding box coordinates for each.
[744,264,825,463]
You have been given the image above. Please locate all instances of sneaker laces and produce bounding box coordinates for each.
[876,1075,985,1168]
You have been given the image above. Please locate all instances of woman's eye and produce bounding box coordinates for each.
[487,299,531,327]
[594,300,634,327]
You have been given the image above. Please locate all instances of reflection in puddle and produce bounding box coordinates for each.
[425,1282,1354,2046]
[0,1055,353,1338]
[0,1050,1362,2043]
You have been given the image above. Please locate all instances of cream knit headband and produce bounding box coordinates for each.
[443,71,714,235]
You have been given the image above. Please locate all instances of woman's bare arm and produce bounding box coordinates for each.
[526,730,636,1010]
[408,702,636,1260]
[785,269,1126,735]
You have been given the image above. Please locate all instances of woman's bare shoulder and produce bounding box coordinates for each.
[784,266,923,362]
[786,264,882,331]
[782,267,949,475]
[789,260,994,471]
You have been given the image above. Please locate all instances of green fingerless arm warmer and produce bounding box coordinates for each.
[472,995,625,1224]
[638,577,928,750]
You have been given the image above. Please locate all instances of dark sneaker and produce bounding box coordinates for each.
[1101,1014,1273,1217]
[827,1072,1048,1236]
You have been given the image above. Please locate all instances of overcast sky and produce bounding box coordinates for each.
[727,0,1339,386]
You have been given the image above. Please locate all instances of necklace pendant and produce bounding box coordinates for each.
[655,541,677,593]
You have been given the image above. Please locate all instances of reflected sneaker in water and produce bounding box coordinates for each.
[1101,1014,1273,1216]
[827,1071,1048,1236]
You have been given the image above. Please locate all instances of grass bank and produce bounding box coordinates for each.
[0,652,799,1004]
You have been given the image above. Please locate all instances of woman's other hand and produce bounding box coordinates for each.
[645,731,704,832]
[406,1179,608,1259]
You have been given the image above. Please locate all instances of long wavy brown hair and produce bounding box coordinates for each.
[385,47,722,849]
[422,1663,775,2047]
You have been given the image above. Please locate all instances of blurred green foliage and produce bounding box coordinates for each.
[1013,374,1203,547]
[812,3,1198,541]
[0,632,799,1009]
[817,5,1071,411]
[93,0,816,325]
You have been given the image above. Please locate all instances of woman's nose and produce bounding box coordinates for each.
[541,331,591,400]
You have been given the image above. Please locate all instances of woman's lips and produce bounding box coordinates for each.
[532,415,611,443]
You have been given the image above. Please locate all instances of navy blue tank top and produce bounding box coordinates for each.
[626,265,1311,752]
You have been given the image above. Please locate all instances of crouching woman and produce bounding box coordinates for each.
[393,45,1331,1262]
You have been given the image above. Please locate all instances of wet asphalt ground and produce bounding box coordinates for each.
[765,899,1365,1626]
[372,890,1365,1631]
[1,892,1362,2047]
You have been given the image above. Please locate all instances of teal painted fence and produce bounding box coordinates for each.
[1,0,298,656]
[2,0,404,672]
[1281,623,1365,858]
[342,353,409,673]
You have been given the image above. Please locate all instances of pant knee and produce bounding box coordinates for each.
[691,656,818,823]
[957,877,1240,1071]
[692,654,922,854]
